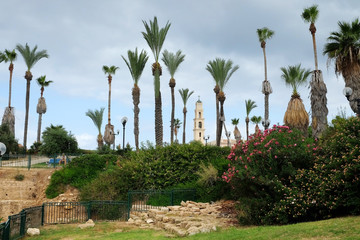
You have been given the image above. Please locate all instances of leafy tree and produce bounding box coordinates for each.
[85,108,105,149]
[142,16,171,146]
[39,124,78,156]
[16,43,49,150]
[1,49,17,136]
[206,58,239,146]
[122,48,149,151]
[102,65,119,146]
[0,124,19,154]
[36,75,53,143]
[178,88,194,144]
[162,50,185,144]
[173,118,182,142]
[324,18,360,114]
[281,64,311,134]
[257,27,274,130]
[245,99,257,140]
[301,4,328,138]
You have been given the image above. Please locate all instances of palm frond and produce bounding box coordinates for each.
[245,99,257,116]
[16,43,49,71]
[178,88,194,106]
[162,49,185,78]
[206,58,239,91]
[280,64,311,94]
[85,108,105,134]
[3,49,17,63]
[122,48,149,85]
[102,65,119,75]
[36,75,53,87]
[257,27,275,43]
[301,5,319,24]
[231,118,239,125]
[250,116,262,124]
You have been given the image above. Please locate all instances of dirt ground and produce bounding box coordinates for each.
[0,168,79,221]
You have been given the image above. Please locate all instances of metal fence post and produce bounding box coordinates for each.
[41,204,45,226]
[0,156,2,168]
[127,192,131,219]
[3,218,10,240]
[20,210,26,237]
[27,155,31,170]
[87,202,92,220]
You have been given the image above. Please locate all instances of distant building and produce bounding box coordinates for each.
[193,97,205,144]
[208,138,238,147]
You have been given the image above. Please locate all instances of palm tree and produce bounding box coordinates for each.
[257,27,274,130]
[102,65,119,145]
[302,4,328,138]
[250,116,262,135]
[324,18,360,114]
[85,108,105,149]
[178,88,194,144]
[173,118,182,143]
[122,48,149,151]
[36,75,53,143]
[1,49,17,136]
[142,16,171,147]
[162,50,185,144]
[16,43,49,150]
[206,58,239,146]
[245,99,257,141]
[231,118,241,143]
[281,64,311,134]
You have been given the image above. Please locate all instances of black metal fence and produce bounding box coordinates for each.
[0,154,77,169]
[0,189,196,240]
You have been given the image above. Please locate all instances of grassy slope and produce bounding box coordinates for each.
[25,216,360,240]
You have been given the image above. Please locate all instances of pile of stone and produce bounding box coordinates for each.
[127,200,238,237]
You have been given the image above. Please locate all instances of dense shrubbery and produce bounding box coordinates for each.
[223,125,317,225]
[46,154,117,198]
[47,142,230,202]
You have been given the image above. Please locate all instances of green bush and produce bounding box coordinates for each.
[223,125,317,225]
[14,174,25,181]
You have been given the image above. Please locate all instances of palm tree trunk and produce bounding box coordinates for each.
[310,70,328,138]
[343,70,360,114]
[312,32,318,71]
[23,71,33,150]
[108,76,112,125]
[170,82,175,144]
[133,85,140,151]
[37,113,42,143]
[8,63,14,107]
[265,93,269,129]
[97,134,103,149]
[246,117,249,141]
[263,46,268,81]
[155,91,163,146]
[182,107,187,144]
[218,101,225,146]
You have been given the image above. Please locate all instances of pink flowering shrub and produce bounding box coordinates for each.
[223,125,317,225]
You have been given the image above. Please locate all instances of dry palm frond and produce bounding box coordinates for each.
[2,107,15,135]
[103,124,115,145]
[233,126,241,142]
[284,95,309,134]
[36,97,47,114]
[262,80,273,94]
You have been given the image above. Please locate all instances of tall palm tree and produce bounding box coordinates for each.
[245,99,257,141]
[178,88,194,144]
[36,75,53,143]
[250,116,262,135]
[122,48,149,151]
[102,65,119,145]
[206,58,239,146]
[173,118,182,143]
[231,118,241,143]
[302,4,328,138]
[324,18,360,114]
[281,64,311,134]
[1,49,17,136]
[142,16,171,147]
[85,108,105,149]
[16,43,49,150]
[257,27,274,130]
[162,50,185,144]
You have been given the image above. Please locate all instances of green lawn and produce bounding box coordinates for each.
[24,216,360,240]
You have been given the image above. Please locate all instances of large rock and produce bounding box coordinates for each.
[27,228,40,236]
[78,219,95,229]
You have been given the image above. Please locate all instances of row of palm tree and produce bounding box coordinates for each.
[1,44,49,150]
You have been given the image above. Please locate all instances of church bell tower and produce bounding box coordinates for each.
[193,97,205,144]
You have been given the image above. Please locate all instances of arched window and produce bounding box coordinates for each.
[198,121,202,128]
[199,132,201,138]
[199,112,201,118]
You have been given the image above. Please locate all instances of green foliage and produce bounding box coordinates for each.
[223,125,317,225]
[14,174,25,181]
[46,154,117,198]
[39,124,78,156]
[0,124,19,153]
[28,141,42,154]
[196,163,218,187]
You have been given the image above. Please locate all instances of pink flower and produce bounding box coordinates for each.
[245,165,248,169]
[275,155,278,159]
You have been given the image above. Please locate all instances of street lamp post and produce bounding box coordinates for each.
[121,117,128,149]
[203,135,210,146]
[343,87,360,116]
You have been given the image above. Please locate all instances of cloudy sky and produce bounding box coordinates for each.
[0,0,358,150]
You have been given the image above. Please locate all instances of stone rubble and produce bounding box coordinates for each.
[126,200,238,237]
[27,228,40,236]
[78,219,95,229]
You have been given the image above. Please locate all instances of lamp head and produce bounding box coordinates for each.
[262,119,270,128]
[343,87,353,100]
[121,117,128,126]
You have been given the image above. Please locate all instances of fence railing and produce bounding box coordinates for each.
[0,189,196,240]
[0,154,78,169]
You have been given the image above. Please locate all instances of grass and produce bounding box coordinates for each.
[24,216,360,240]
